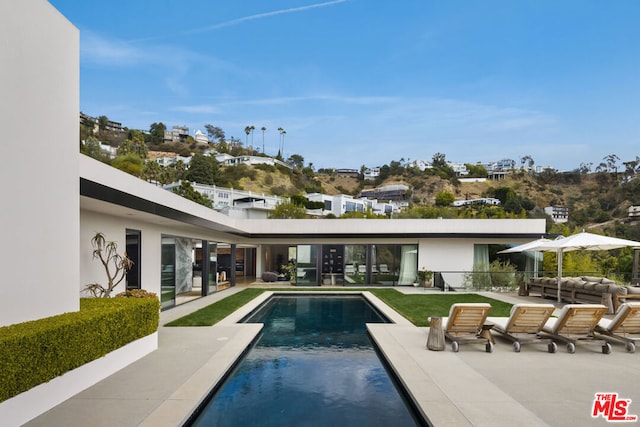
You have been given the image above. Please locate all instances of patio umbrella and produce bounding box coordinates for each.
[530,232,640,302]
[498,237,553,254]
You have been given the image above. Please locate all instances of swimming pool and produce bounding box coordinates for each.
[187,295,426,426]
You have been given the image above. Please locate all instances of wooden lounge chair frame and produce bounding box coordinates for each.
[541,304,611,354]
[595,302,640,353]
[487,303,557,353]
[442,303,493,352]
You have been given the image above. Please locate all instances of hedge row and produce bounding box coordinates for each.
[0,297,159,402]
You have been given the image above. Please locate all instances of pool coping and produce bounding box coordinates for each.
[140,290,546,426]
[140,290,426,426]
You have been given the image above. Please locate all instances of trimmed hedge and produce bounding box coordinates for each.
[0,297,159,402]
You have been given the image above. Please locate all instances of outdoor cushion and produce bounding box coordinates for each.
[571,281,586,290]
[594,284,610,293]
[627,287,640,295]
[583,283,596,291]
[582,276,602,283]
[600,278,616,284]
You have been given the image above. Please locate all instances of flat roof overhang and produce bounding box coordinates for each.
[80,178,249,237]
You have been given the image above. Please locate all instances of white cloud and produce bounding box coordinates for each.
[81,31,143,66]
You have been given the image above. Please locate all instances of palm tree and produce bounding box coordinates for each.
[278,128,287,155]
[249,125,255,151]
[261,126,266,153]
[277,127,284,153]
[244,125,252,147]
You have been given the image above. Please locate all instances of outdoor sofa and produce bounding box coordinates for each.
[527,276,628,308]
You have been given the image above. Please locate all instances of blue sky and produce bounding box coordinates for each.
[50,0,639,171]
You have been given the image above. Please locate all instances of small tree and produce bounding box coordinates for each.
[84,232,133,297]
[435,190,455,206]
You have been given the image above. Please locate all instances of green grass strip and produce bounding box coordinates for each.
[165,288,513,327]
[164,288,265,326]
[368,289,512,326]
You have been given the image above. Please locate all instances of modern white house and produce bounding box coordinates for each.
[0,1,547,424]
[305,193,396,217]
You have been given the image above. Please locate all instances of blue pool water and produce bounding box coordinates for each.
[188,295,424,426]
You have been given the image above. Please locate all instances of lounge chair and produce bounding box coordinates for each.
[441,303,493,352]
[595,302,640,353]
[357,265,366,274]
[487,303,557,353]
[541,304,611,353]
[379,264,390,274]
[344,264,355,275]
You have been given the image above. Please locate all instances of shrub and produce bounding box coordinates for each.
[0,297,159,402]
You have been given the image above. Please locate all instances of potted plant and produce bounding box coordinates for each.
[281,260,297,284]
[417,269,434,288]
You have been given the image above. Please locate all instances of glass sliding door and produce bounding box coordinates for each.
[398,245,418,285]
[126,229,141,290]
[207,242,218,294]
[161,236,176,309]
[296,244,318,285]
[344,245,367,285]
[371,244,398,286]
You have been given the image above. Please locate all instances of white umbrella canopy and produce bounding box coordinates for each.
[536,232,640,302]
[534,232,640,252]
[498,237,553,254]
[500,232,640,302]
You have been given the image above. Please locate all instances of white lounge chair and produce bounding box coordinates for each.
[487,303,556,352]
[441,303,493,352]
[541,304,610,353]
[595,302,640,353]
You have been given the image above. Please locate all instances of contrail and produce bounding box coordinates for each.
[129,0,350,43]
[186,0,350,34]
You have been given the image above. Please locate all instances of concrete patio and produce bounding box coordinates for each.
[24,286,640,427]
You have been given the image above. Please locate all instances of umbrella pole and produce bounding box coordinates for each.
[557,249,563,303]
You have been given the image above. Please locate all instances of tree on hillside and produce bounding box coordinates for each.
[604,154,620,175]
[465,163,488,178]
[269,201,307,219]
[623,156,640,179]
[172,180,213,208]
[244,125,253,147]
[520,155,534,169]
[287,154,304,169]
[147,122,166,146]
[143,160,162,184]
[277,127,286,154]
[435,190,455,206]
[432,152,447,168]
[98,115,110,131]
[118,130,148,158]
[261,126,266,153]
[490,187,517,205]
[204,124,225,143]
[81,136,110,162]
[112,153,144,177]
[184,153,219,185]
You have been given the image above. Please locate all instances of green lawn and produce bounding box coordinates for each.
[165,288,513,327]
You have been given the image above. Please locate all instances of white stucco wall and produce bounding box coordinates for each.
[0,0,79,326]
